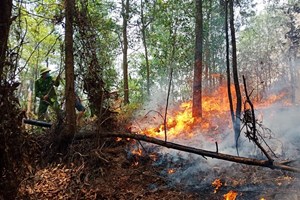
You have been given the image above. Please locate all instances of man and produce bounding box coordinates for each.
[35,67,60,120]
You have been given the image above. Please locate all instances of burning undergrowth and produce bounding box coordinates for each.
[126,84,300,199]
[126,136,300,199]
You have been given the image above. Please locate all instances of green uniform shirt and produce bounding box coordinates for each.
[35,76,59,101]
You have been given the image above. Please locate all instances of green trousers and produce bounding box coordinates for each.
[38,98,61,120]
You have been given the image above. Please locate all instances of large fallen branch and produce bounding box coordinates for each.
[75,131,300,173]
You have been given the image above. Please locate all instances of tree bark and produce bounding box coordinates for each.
[204,0,212,88]
[122,0,130,105]
[65,0,76,139]
[192,0,203,118]
[140,0,151,96]
[229,0,242,147]
[287,9,298,104]
[77,0,105,121]
[75,131,300,173]
[224,0,235,141]
[0,0,12,173]
[0,0,12,79]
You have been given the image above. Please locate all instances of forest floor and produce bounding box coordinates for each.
[15,129,199,200]
[2,120,300,200]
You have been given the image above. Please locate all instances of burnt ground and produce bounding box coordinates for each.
[9,127,300,200]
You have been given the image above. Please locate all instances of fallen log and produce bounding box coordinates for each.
[75,130,300,173]
[23,119,52,128]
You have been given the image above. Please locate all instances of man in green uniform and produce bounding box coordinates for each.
[35,67,61,120]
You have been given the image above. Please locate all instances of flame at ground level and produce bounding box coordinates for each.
[212,178,223,193]
[223,190,238,200]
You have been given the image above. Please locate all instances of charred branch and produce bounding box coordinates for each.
[75,131,300,173]
[23,119,52,128]
[242,75,274,163]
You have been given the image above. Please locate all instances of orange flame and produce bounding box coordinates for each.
[223,190,238,200]
[149,153,158,161]
[212,178,223,193]
[133,84,289,139]
[131,148,142,156]
[167,168,175,174]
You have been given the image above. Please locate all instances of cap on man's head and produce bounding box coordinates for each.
[40,67,51,75]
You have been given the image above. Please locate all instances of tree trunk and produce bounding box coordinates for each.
[64,0,76,140]
[0,0,13,166]
[0,1,22,197]
[122,0,130,105]
[204,0,212,88]
[76,0,105,122]
[224,0,235,139]
[192,0,203,118]
[229,0,242,147]
[140,0,150,96]
[287,9,299,104]
[26,89,32,128]
[0,0,12,79]
[289,54,296,104]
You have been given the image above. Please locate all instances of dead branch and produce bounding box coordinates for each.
[242,75,274,163]
[75,131,300,173]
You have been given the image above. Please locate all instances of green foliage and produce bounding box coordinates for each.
[140,0,195,98]
[11,0,297,119]
[74,0,119,92]
[236,1,300,102]
[9,1,63,113]
[116,101,142,125]
[238,10,289,80]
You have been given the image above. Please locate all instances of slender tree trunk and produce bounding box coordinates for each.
[289,53,296,103]
[65,0,76,139]
[204,0,212,89]
[26,89,32,117]
[0,0,12,79]
[122,0,130,105]
[224,1,235,137]
[229,0,242,146]
[288,12,298,104]
[140,0,150,96]
[192,0,203,118]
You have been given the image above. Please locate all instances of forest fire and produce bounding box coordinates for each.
[133,85,233,139]
[132,84,290,140]
[125,84,298,199]
[167,168,176,174]
[223,190,238,200]
[212,179,238,199]
[212,178,223,193]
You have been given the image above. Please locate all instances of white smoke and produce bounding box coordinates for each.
[133,88,300,198]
